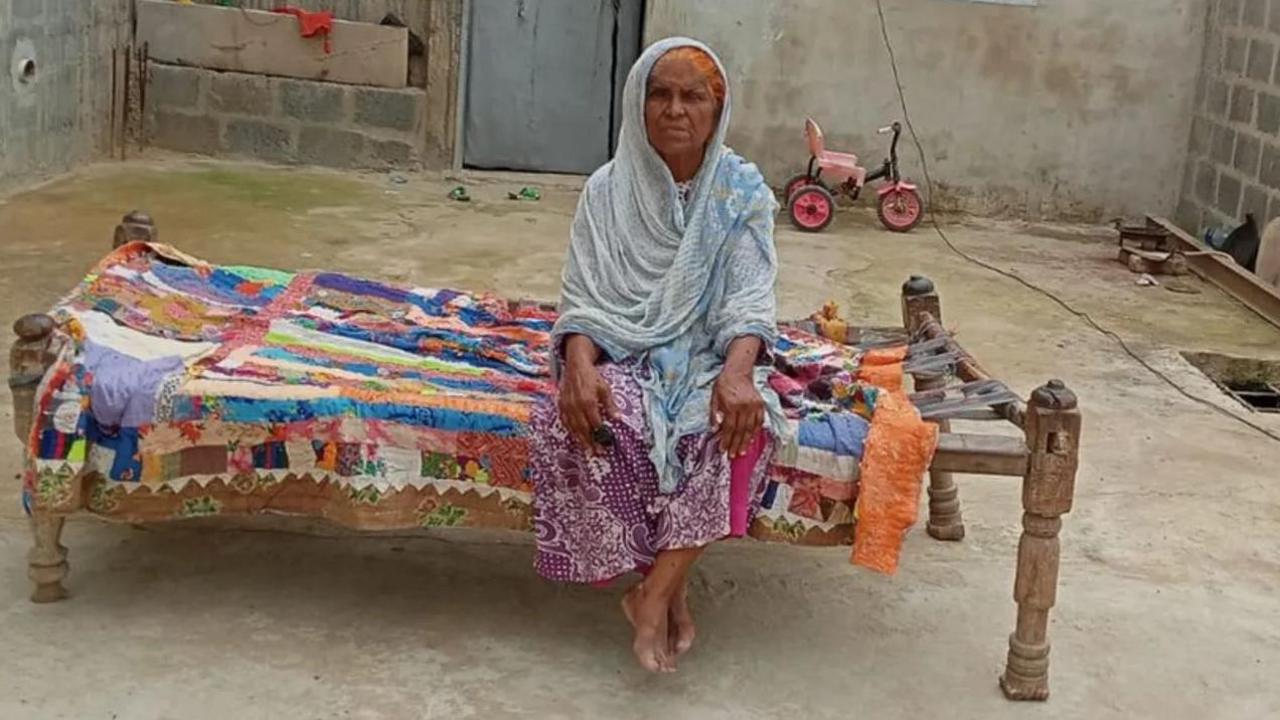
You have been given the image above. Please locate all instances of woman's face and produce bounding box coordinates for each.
[645,53,720,162]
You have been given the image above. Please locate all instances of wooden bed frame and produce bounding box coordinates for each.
[8,212,1080,701]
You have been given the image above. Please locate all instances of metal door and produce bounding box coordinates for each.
[464,0,643,173]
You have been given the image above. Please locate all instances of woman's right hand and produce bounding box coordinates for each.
[559,335,619,450]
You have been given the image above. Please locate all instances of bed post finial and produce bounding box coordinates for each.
[1001,378,1080,701]
[112,210,157,249]
[10,314,69,603]
[900,276,963,540]
[10,314,55,442]
[902,274,935,297]
[900,275,940,335]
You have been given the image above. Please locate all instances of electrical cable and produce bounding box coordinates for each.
[873,0,1280,444]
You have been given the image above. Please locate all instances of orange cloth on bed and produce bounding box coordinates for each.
[862,346,908,365]
[856,346,907,391]
[852,388,938,574]
[856,362,904,392]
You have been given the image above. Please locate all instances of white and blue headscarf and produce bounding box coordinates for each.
[553,37,786,493]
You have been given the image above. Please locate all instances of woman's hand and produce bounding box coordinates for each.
[712,336,765,457]
[559,335,619,450]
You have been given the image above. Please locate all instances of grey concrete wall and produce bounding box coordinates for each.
[1177,0,1280,235]
[646,0,1207,221]
[146,64,427,171]
[0,0,130,192]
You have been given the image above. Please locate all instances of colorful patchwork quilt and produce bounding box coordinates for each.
[23,243,936,573]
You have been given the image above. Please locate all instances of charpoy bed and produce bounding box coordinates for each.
[9,212,1080,701]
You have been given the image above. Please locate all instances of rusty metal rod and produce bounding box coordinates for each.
[138,44,148,152]
[1148,215,1280,330]
[121,44,130,161]
[110,47,118,158]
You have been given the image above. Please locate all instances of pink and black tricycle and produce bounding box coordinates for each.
[784,118,924,233]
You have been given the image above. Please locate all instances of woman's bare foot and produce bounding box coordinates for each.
[669,581,696,657]
[622,582,675,673]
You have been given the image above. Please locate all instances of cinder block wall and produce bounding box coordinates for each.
[154,0,462,169]
[1178,0,1280,234]
[0,0,129,191]
[146,65,427,170]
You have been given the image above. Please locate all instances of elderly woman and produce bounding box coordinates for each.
[530,38,783,673]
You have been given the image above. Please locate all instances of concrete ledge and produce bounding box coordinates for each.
[138,0,408,89]
[146,64,424,170]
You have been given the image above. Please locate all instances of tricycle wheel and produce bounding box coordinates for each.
[877,186,923,233]
[789,185,836,232]
[782,173,815,204]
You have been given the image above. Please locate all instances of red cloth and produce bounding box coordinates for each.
[272,6,334,53]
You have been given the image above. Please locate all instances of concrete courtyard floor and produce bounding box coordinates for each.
[1,158,1278,719]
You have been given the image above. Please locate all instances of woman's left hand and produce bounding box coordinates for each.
[711,369,764,458]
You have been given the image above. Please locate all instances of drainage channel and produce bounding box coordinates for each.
[1182,351,1280,414]
[1224,381,1280,413]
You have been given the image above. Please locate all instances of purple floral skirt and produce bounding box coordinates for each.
[530,363,775,584]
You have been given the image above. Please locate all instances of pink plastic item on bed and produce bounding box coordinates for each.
[729,432,768,538]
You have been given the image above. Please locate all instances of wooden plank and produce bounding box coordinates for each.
[425,0,463,166]
[1148,216,1280,330]
[137,0,408,89]
[932,433,1028,477]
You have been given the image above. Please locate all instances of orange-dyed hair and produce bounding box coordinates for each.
[659,47,726,106]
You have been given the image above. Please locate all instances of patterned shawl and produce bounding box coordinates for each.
[553,37,785,493]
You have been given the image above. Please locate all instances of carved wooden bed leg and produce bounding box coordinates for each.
[901,276,964,541]
[10,313,69,603]
[29,515,68,603]
[913,373,964,541]
[1000,380,1081,701]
